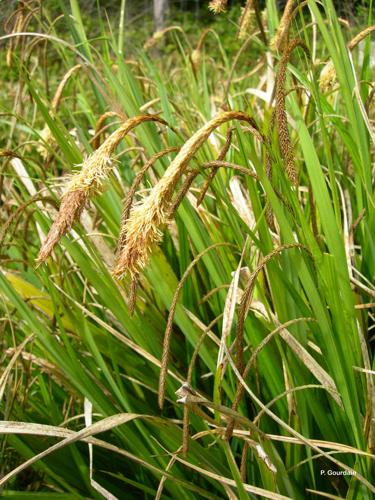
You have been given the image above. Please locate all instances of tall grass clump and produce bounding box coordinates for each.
[0,0,374,498]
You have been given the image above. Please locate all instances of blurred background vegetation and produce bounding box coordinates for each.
[2,1,372,46]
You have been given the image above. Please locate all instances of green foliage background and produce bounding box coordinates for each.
[0,0,374,498]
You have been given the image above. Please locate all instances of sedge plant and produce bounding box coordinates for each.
[0,0,374,498]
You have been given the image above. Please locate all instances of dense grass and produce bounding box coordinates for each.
[0,0,374,498]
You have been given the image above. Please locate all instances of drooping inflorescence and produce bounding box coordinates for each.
[113,111,254,278]
[37,115,166,263]
[275,38,309,185]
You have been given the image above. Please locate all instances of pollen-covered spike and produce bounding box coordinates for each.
[114,111,254,278]
[38,115,166,262]
[208,0,228,14]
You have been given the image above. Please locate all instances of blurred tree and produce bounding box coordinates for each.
[153,0,169,30]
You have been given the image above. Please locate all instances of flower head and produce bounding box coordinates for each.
[208,0,228,14]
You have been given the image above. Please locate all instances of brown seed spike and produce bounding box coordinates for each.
[270,0,295,52]
[275,38,309,185]
[37,189,88,263]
